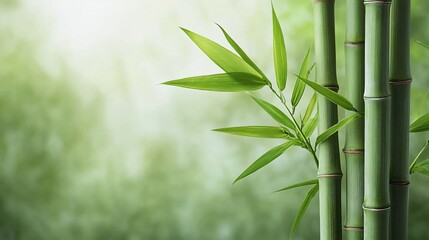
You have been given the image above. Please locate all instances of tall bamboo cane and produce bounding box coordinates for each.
[389,0,411,239]
[313,1,342,239]
[363,1,391,239]
[344,0,365,239]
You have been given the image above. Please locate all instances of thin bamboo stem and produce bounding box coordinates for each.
[389,0,411,239]
[363,1,391,239]
[313,0,342,239]
[344,0,365,239]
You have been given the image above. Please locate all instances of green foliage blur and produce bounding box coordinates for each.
[0,0,428,239]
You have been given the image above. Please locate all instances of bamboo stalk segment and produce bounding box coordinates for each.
[363,1,391,239]
[389,0,411,239]
[313,0,342,239]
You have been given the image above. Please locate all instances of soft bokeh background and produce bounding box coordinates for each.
[0,0,428,239]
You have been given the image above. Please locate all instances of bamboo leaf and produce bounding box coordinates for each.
[213,126,289,139]
[302,93,317,125]
[410,113,429,133]
[216,24,267,80]
[289,184,319,240]
[181,28,261,77]
[416,40,429,49]
[163,73,266,92]
[413,159,429,170]
[274,179,318,193]
[291,48,311,108]
[296,75,357,112]
[302,112,318,136]
[414,166,429,176]
[316,113,361,146]
[233,141,298,183]
[272,5,287,90]
[250,95,295,129]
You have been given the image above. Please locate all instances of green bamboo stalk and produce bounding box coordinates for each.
[389,0,411,239]
[344,0,365,239]
[363,1,391,239]
[313,1,342,239]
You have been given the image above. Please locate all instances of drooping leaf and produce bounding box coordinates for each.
[291,48,311,109]
[274,179,318,193]
[272,5,287,90]
[216,24,268,80]
[316,113,361,146]
[416,40,429,49]
[296,75,357,112]
[163,73,266,92]
[250,95,295,129]
[302,93,317,125]
[213,126,289,139]
[181,28,261,77]
[410,113,429,133]
[302,112,318,136]
[233,141,298,183]
[413,159,429,170]
[289,184,319,240]
[414,166,429,176]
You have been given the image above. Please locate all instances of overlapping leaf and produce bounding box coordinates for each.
[416,40,429,49]
[291,49,311,109]
[233,140,299,183]
[410,113,429,133]
[289,184,319,240]
[414,167,429,176]
[163,73,266,92]
[274,179,318,193]
[316,113,361,146]
[181,28,261,77]
[303,112,318,136]
[296,75,357,112]
[272,5,287,90]
[302,93,317,125]
[250,95,295,129]
[213,126,290,139]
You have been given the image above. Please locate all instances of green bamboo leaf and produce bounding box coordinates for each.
[302,112,318,136]
[213,126,289,139]
[250,95,295,129]
[302,93,317,125]
[163,73,266,92]
[316,113,361,146]
[233,141,298,183]
[413,159,429,170]
[216,24,268,80]
[289,184,319,240]
[410,113,429,133]
[274,179,318,193]
[272,5,287,90]
[414,166,429,176]
[416,40,429,49]
[296,75,357,112]
[181,28,261,77]
[291,48,311,109]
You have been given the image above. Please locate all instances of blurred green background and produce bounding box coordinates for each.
[0,0,428,239]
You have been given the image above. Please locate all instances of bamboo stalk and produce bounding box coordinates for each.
[344,0,365,239]
[313,1,342,239]
[389,0,411,239]
[363,1,391,239]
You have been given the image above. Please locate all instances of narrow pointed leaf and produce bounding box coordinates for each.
[233,141,298,183]
[274,179,318,193]
[181,28,261,77]
[414,166,429,176]
[272,5,287,90]
[289,184,319,240]
[213,126,289,139]
[250,95,295,129]
[416,40,429,49]
[163,73,266,92]
[316,113,361,146]
[296,75,357,112]
[302,93,317,125]
[216,24,267,80]
[413,159,429,170]
[303,112,318,136]
[291,49,311,108]
[410,113,429,133]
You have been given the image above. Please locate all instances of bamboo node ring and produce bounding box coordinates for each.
[362,205,391,211]
[364,0,391,5]
[323,85,339,92]
[389,78,412,85]
[344,41,365,47]
[343,149,364,155]
[390,181,410,187]
[363,95,391,100]
[318,173,343,178]
[343,226,364,231]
